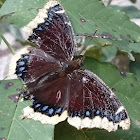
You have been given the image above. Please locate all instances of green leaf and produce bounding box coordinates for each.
[0,80,22,138]
[129,0,137,3]
[54,57,140,140]
[111,6,140,19]
[111,41,140,61]
[130,61,140,81]
[84,39,140,61]
[1,0,140,42]
[61,0,140,42]
[0,80,54,140]
[84,45,117,62]
[55,119,140,140]
[84,47,102,60]
[0,0,47,27]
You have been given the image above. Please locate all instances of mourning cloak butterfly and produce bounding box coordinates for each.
[12,0,130,132]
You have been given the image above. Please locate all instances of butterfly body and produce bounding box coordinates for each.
[13,0,130,132]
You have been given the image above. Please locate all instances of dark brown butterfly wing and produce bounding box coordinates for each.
[67,69,130,131]
[15,48,61,84]
[24,1,76,61]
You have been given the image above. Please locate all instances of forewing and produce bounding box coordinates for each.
[23,0,76,61]
[15,48,61,84]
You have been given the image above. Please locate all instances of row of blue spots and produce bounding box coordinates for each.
[73,110,108,118]
[16,60,26,78]
[53,5,62,11]
[32,5,62,35]
[35,13,53,32]
[43,5,63,27]
[35,7,57,32]
[49,5,61,14]
[16,56,28,79]
[54,6,59,11]
[85,110,100,117]
[71,109,124,123]
[71,109,100,118]
[34,103,63,116]
[109,113,123,122]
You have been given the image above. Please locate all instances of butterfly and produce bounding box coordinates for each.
[14,0,130,132]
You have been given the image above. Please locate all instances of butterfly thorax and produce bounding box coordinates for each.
[60,58,84,76]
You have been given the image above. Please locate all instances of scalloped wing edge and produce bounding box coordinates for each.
[22,106,130,132]
[7,47,30,77]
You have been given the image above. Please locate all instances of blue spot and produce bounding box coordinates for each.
[49,108,54,115]
[19,67,25,71]
[50,8,56,13]
[85,110,90,117]
[42,106,48,111]
[32,98,35,102]
[48,17,52,21]
[37,26,43,31]
[48,12,53,17]
[56,108,62,114]
[35,104,41,108]
[17,73,22,77]
[110,114,113,120]
[119,113,123,119]
[23,55,29,59]
[76,112,81,117]
[96,110,100,115]
[115,115,119,121]
[54,6,60,11]
[18,61,25,66]
[45,22,49,26]
[33,31,37,36]
[54,6,59,11]
[104,111,107,116]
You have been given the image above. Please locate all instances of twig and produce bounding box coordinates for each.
[0,33,15,55]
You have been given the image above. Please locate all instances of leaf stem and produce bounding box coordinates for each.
[0,33,15,55]
[87,36,104,47]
